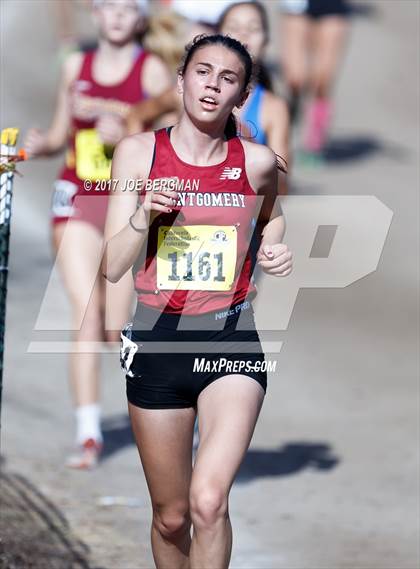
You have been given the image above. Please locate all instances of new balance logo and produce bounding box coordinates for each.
[220,167,242,180]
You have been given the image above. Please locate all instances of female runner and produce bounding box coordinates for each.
[103,34,292,568]
[24,0,172,468]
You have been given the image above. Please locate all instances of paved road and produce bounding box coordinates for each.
[1,1,419,568]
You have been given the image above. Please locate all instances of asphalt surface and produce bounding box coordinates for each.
[1,1,419,568]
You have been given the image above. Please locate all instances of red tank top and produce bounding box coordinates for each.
[134,128,258,315]
[59,47,149,188]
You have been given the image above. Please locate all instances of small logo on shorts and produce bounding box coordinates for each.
[220,167,242,180]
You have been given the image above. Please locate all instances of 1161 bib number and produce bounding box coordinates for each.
[157,225,237,291]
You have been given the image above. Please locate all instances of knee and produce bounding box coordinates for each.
[189,485,228,531]
[285,69,306,94]
[152,504,191,541]
[310,77,330,99]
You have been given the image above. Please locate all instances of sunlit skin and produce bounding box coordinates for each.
[178,44,249,140]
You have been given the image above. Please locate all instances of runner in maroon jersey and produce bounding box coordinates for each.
[133,126,260,315]
[24,0,172,469]
[103,34,292,567]
[52,45,151,232]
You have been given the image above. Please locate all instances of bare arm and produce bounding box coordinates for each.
[243,140,293,277]
[24,52,83,158]
[102,133,178,283]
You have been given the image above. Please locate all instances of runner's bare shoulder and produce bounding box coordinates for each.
[239,138,277,193]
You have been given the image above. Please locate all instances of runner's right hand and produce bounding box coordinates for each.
[138,187,179,226]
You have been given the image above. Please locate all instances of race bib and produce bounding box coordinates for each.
[157,225,237,291]
[75,129,112,180]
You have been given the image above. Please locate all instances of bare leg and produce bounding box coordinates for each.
[310,16,350,98]
[53,220,104,407]
[129,404,196,569]
[52,220,106,467]
[189,375,265,569]
[280,14,311,122]
[302,16,349,152]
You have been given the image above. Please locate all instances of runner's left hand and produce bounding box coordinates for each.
[257,243,293,277]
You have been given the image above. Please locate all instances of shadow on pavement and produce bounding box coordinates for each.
[101,414,135,460]
[323,135,408,164]
[101,416,339,484]
[236,442,339,484]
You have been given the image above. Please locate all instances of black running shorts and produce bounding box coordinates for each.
[307,0,350,19]
[280,0,350,19]
[123,301,267,410]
